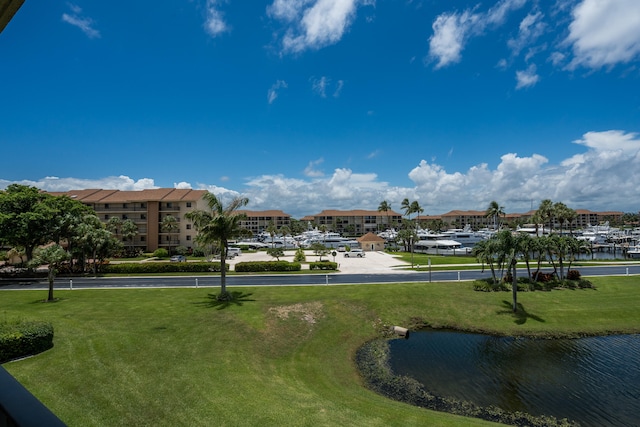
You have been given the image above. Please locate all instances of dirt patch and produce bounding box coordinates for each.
[269,301,324,325]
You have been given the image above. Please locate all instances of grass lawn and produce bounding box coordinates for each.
[2,276,640,426]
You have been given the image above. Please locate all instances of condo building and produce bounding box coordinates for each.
[48,189,209,252]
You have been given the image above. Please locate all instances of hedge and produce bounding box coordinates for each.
[234,261,301,272]
[102,262,228,274]
[309,261,338,270]
[0,321,54,363]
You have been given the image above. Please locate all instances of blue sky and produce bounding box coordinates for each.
[1,0,639,218]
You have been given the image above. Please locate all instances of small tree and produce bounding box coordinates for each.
[31,244,69,302]
[310,242,329,261]
[161,215,179,255]
[266,247,284,261]
[293,248,306,262]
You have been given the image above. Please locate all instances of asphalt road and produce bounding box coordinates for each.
[1,264,639,291]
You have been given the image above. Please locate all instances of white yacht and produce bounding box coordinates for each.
[413,239,472,255]
[440,225,487,247]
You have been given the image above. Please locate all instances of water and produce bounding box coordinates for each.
[389,331,640,426]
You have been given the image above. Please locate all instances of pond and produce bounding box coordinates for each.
[388,330,640,427]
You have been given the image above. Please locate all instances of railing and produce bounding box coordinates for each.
[0,366,66,426]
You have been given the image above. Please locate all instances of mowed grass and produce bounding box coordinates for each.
[2,276,640,426]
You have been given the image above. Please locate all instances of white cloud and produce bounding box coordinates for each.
[268,80,288,104]
[204,0,229,38]
[311,76,329,97]
[304,157,325,177]
[174,181,193,189]
[4,131,640,218]
[565,0,640,69]
[428,0,527,68]
[333,80,344,97]
[62,5,100,39]
[515,63,540,89]
[268,0,369,54]
[508,11,546,56]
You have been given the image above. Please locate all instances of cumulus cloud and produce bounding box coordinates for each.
[565,0,640,69]
[62,4,100,39]
[268,0,371,54]
[428,0,527,68]
[204,0,229,37]
[515,63,540,89]
[174,181,193,189]
[4,131,640,218]
[268,80,288,104]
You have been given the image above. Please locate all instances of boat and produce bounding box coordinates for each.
[627,245,640,259]
[440,225,487,247]
[413,239,472,256]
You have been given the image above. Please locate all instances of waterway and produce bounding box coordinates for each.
[388,330,640,426]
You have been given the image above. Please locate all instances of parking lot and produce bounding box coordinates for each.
[226,249,413,275]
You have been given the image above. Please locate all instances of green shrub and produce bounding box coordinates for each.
[102,262,227,274]
[0,320,54,363]
[309,261,338,270]
[293,248,306,262]
[153,248,169,258]
[234,261,301,272]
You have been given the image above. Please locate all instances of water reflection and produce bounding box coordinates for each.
[389,331,640,427]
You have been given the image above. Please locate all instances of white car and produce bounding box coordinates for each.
[344,249,365,258]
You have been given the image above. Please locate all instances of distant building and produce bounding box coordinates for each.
[357,232,386,252]
[236,210,291,235]
[302,209,403,236]
[48,189,209,252]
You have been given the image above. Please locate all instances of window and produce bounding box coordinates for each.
[166,202,173,208]
[122,215,127,219]
[141,214,146,220]
[123,203,128,208]
[186,224,191,230]
[104,204,109,209]
[186,202,192,208]
[104,214,109,220]
[140,236,145,242]
[186,236,191,241]
[141,203,146,208]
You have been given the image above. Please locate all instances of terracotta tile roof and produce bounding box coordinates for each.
[357,232,385,242]
[311,209,403,216]
[47,188,208,203]
[237,210,291,218]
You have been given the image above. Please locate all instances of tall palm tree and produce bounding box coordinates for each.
[409,200,423,225]
[401,198,411,219]
[377,200,391,230]
[485,200,504,230]
[184,192,249,299]
[538,199,554,234]
[161,215,179,255]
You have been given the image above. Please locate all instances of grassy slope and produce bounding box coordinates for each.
[2,276,640,426]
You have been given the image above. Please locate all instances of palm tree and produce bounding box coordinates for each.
[401,198,411,219]
[378,200,391,230]
[184,192,248,300]
[485,200,504,230]
[161,215,179,255]
[121,219,139,257]
[409,200,424,223]
[31,244,70,302]
[538,199,554,235]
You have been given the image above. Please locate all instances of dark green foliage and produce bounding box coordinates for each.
[473,275,594,292]
[0,320,54,363]
[309,261,338,270]
[234,261,301,272]
[356,339,579,427]
[102,262,227,274]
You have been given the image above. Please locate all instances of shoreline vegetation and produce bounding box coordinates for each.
[1,276,639,426]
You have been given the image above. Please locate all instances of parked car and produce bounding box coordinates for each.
[344,249,365,258]
[170,255,186,262]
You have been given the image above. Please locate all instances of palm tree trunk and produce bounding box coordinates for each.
[511,262,518,312]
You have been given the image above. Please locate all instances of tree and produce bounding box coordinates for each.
[266,220,278,247]
[401,198,411,218]
[309,242,329,261]
[485,200,505,230]
[538,199,554,234]
[184,192,249,299]
[266,247,284,261]
[378,200,391,229]
[121,219,139,256]
[31,244,70,302]
[161,215,179,255]
[0,184,57,261]
[553,202,576,235]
